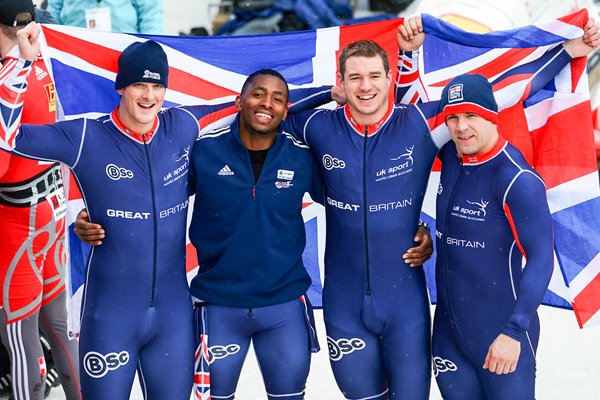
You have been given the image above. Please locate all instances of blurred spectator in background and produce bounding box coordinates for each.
[215,0,353,35]
[34,2,58,23]
[47,0,163,33]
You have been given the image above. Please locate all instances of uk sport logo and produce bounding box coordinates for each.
[376,145,415,182]
[175,146,190,163]
[451,197,489,222]
[84,351,130,378]
[466,199,489,217]
[327,336,366,361]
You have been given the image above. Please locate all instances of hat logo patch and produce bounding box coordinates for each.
[143,70,161,80]
[448,84,463,103]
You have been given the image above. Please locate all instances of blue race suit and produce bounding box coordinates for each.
[285,101,447,400]
[0,58,236,399]
[188,116,323,399]
[433,137,553,399]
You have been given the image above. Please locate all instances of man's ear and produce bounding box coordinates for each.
[281,105,289,121]
[235,95,242,111]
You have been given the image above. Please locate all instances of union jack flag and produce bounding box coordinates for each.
[194,306,211,400]
[31,9,599,332]
[35,17,400,335]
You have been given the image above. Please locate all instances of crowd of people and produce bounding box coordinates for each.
[0,0,599,399]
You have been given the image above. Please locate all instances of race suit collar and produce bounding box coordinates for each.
[343,100,394,136]
[111,108,159,144]
[460,135,507,165]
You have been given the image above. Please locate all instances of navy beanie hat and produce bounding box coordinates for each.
[0,0,35,26]
[115,41,169,90]
[440,74,498,123]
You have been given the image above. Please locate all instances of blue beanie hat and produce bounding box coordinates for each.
[115,41,168,90]
[440,74,498,123]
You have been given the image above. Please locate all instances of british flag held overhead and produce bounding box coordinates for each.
[34,17,400,336]
[32,9,599,331]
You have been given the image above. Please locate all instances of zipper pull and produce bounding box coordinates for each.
[252,186,256,199]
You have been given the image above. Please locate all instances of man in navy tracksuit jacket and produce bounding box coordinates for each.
[188,70,323,400]
[433,74,554,399]
[0,26,240,399]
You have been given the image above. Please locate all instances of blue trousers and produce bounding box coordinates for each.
[207,299,314,400]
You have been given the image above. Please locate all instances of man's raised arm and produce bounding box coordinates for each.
[0,22,39,150]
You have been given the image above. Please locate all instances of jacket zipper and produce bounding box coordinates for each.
[142,134,158,308]
[363,126,372,295]
[247,141,272,200]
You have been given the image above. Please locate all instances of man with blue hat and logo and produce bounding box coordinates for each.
[433,73,553,399]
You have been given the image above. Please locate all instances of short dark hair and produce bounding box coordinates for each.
[241,69,289,101]
[339,40,390,78]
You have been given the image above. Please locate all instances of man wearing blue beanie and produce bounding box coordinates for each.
[433,72,554,399]
[114,40,169,90]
